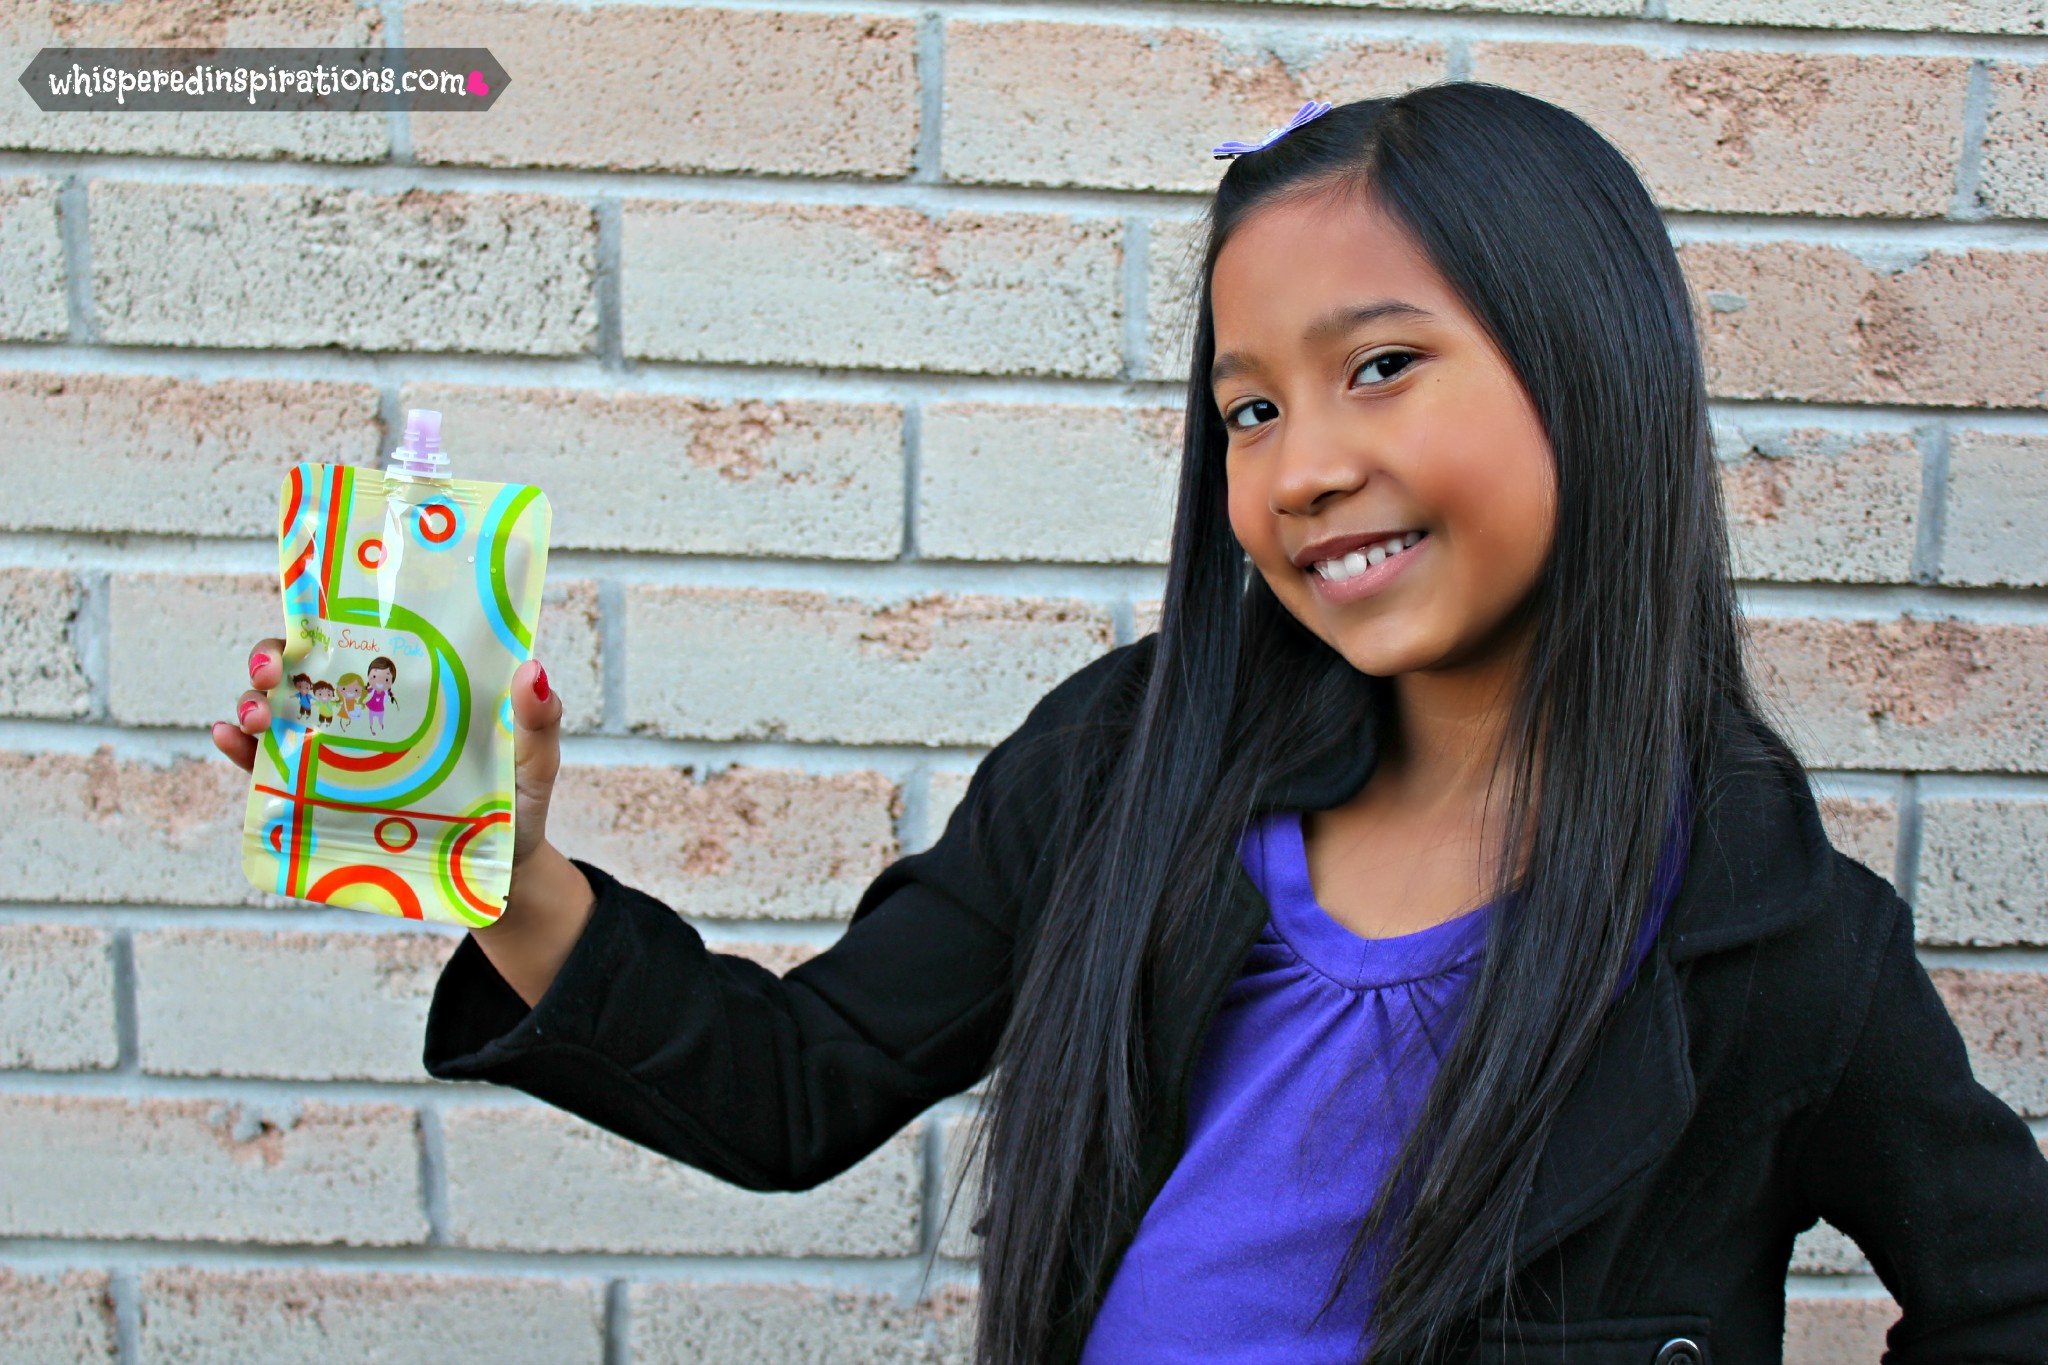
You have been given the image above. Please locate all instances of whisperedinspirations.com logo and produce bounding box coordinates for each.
[18,47,510,112]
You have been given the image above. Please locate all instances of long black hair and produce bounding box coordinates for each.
[934,81,1787,1363]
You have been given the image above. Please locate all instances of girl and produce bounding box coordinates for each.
[212,83,2048,1363]
[363,656,399,736]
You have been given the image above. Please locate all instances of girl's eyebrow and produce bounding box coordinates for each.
[1209,298,1436,391]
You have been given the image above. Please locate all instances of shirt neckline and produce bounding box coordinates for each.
[1240,809,1491,991]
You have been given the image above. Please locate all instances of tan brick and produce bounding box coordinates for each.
[0,175,66,340]
[1813,790,1899,889]
[409,1,915,177]
[140,1266,602,1363]
[1942,431,2048,587]
[0,924,117,1070]
[944,21,1442,192]
[0,568,90,719]
[628,1279,977,1362]
[624,585,1115,745]
[0,371,382,537]
[1918,797,2048,946]
[1931,967,2048,1116]
[1745,617,2048,772]
[0,747,258,906]
[1668,0,2042,33]
[936,1113,986,1262]
[0,1094,425,1244]
[1981,63,2048,219]
[549,764,899,922]
[108,572,602,734]
[619,200,1123,378]
[1472,44,1966,218]
[440,1106,923,1255]
[0,0,387,161]
[89,181,596,354]
[0,1267,115,1362]
[921,403,1180,562]
[923,767,974,851]
[1684,242,2048,409]
[1783,1293,1900,1365]
[1789,1219,1868,1275]
[1715,425,1920,583]
[1145,217,1208,383]
[397,382,903,557]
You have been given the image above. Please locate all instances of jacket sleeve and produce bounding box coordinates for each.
[1790,864,2048,1363]
[420,638,1147,1194]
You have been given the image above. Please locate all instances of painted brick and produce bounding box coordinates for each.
[1232,0,1631,9]
[0,568,90,719]
[439,1106,924,1256]
[627,1280,976,1362]
[935,1114,985,1262]
[138,1265,603,1361]
[397,382,903,557]
[1789,1219,1868,1275]
[408,1,916,177]
[1680,242,2048,409]
[89,181,596,354]
[0,1095,425,1244]
[0,1267,115,1362]
[624,586,1115,745]
[1667,0,2043,33]
[0,923,117,1070]
[923,767,974,851]
[107,572,603,734]
[1145,217,1208,383]
[619,200,1123,378]
[1917,797,2048,946]
[1931,967,2048,1117]
[0,371,382,537]
[1743,617,2048,772]
[943,20,1443,192]
[0,175,66,340]
[919,403,1180,562]
[1472,44,1967,218]
[137,924,816,1081]
[548,764,899,922]
[1813,790,1899,889]
[1980,63,2048,218]
[1714,425,1920,584]
[1942,431,2048,588]
[1783,1293,1900,1365]
[0,0,387,162]
[0,748,257,906]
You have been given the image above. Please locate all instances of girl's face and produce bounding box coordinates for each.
[369,665,393,689]
[341,681,362,702]
[1210,189,1558,680]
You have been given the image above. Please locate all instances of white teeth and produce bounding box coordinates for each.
[1315,530,1424,582]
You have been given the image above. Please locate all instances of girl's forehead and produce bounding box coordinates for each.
[1211,196,1457,338]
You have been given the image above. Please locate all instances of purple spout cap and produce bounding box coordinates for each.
[388,407,450,477]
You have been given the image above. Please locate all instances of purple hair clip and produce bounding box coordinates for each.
[1211,99,1333,160]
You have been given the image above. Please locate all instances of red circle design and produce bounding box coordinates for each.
[418,504,456,544]
[449,810,512,914]
[268,824,284,852]
[356,537,385,569]
[374,817,418,853]
[306,863,423,920]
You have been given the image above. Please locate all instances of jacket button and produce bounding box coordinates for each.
[1653,1340,1704,1365]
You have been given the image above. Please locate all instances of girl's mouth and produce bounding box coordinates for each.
[1305,530,1429,605]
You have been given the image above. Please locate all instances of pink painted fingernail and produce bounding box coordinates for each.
[249,652,270,678]
[237,699,258,723]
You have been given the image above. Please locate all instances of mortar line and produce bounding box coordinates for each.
[1952,58,1994,220]
[598,578,629,735]
[56,172,93,345]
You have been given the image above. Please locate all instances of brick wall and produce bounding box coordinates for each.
[0,0,2043,1359]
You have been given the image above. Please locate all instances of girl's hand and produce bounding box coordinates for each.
[208,647,565,874]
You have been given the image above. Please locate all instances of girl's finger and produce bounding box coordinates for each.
[235,689,272,735]
[210,720,258,772]
[510,659,562,733]
[248,638,287,690]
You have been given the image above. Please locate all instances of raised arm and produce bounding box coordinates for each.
[1790,859,2048,1362]
[420,638,1152,1193]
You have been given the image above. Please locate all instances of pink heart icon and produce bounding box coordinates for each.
[465,69,490,97]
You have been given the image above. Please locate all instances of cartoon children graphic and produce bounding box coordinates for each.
[292,673,314,721]
[364,656,399,736]
[335,673,365,732]
[312,680,339,728]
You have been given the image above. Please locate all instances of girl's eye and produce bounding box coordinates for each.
[1221,350,1420,432]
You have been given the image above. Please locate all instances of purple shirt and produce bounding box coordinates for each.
[1082,793,1690,1362]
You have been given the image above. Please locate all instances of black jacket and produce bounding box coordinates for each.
[423,635,2048,1363]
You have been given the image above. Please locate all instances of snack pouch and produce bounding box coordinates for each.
[240,410,551,926]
